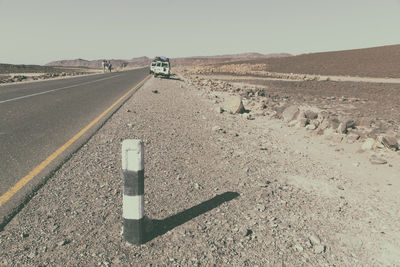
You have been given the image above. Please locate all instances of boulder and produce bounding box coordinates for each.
[304,110,318,120]
[282,105,299,122]
[224,95,246,114]
[299,118,309,127]
[346,133,360,143]
[306,124,316,130]
[329,117,340,130]
[337,119,356,134]
[379,135,399,151]
[319,118,330,130]
[361,138,375,150]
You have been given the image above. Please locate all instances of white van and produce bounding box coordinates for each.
[153,61,170,78]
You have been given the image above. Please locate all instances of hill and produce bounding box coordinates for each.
[45,53,290,69]
[227,44,400,78]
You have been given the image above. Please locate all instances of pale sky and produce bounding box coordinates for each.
[1,0,399,65]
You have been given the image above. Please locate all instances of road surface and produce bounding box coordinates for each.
[0,68,148,223]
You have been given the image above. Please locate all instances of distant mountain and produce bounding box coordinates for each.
[46,57,152,69]
[44,53,290,68]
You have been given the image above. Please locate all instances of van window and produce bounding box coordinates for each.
[157,62,161,67]
[151,62,156,66]
[162,63,169,67]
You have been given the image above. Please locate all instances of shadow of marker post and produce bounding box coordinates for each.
[145,191,239,243]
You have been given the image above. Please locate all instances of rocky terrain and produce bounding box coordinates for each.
[181,69,400,148]
[1,69,399,266]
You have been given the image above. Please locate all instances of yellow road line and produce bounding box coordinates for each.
[0,75,150,207]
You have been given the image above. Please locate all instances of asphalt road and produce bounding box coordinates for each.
[0,68,148,219]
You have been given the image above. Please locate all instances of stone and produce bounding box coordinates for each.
[337,123,347,134]
[346,133,360,143]
[299,118,309,127]
[362,138,375,150]
[297,110,306,120]
[369,155,387,165]
[294,244,304,252]
[314,244,325,254]
[282,105,299,122]
[216,107,224,113]
[309,233,321,245]
[224,95,246,114]
[306,124,316,130]
[243,113,254,120]
[380,135,399,151]
[304,110,318,120]
[346,120,356,129]
[212,126,222,132]
[311,120,320,128]
[337,119,356,134]
[288,120,297,127]
[329,117,340,129]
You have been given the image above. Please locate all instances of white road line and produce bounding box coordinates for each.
[0,74,123,104]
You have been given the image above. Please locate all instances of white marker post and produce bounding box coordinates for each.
[122,140,145,245]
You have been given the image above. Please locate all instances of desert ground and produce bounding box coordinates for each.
[1,45,400,265]
[1,71,399,266]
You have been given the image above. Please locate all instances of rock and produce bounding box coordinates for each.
[306,124,316,130]
[216,107,224,113]
[256,204,266,212]
[380,135,399,151]
[309,233,321,245]
[294,244,304,252]
[311,120,320,128]
[362,138,375,150]
[212,126,222,132]
[243,113,254,120]
[369,155,387,165]
[329,117,340,130]
[297,110,305,120]
[282,105,299,122]
[337,119,356,134]
[304,110,318,120]
[346,133,360,143]
[299,118,309,127]
[224,95,246,114]
[57,239,70,246]
[288,120,298,127]
[244,229,253,236]
[152,89,158,94]
[346,120,356,129]
[337,123,347,134]
[314,244,325,254]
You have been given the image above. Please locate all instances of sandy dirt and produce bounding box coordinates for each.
[1,73,399,266]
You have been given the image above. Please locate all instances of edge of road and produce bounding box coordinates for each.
[0,74,150,230]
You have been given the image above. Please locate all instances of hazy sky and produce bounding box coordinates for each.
[1,0,399,65]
